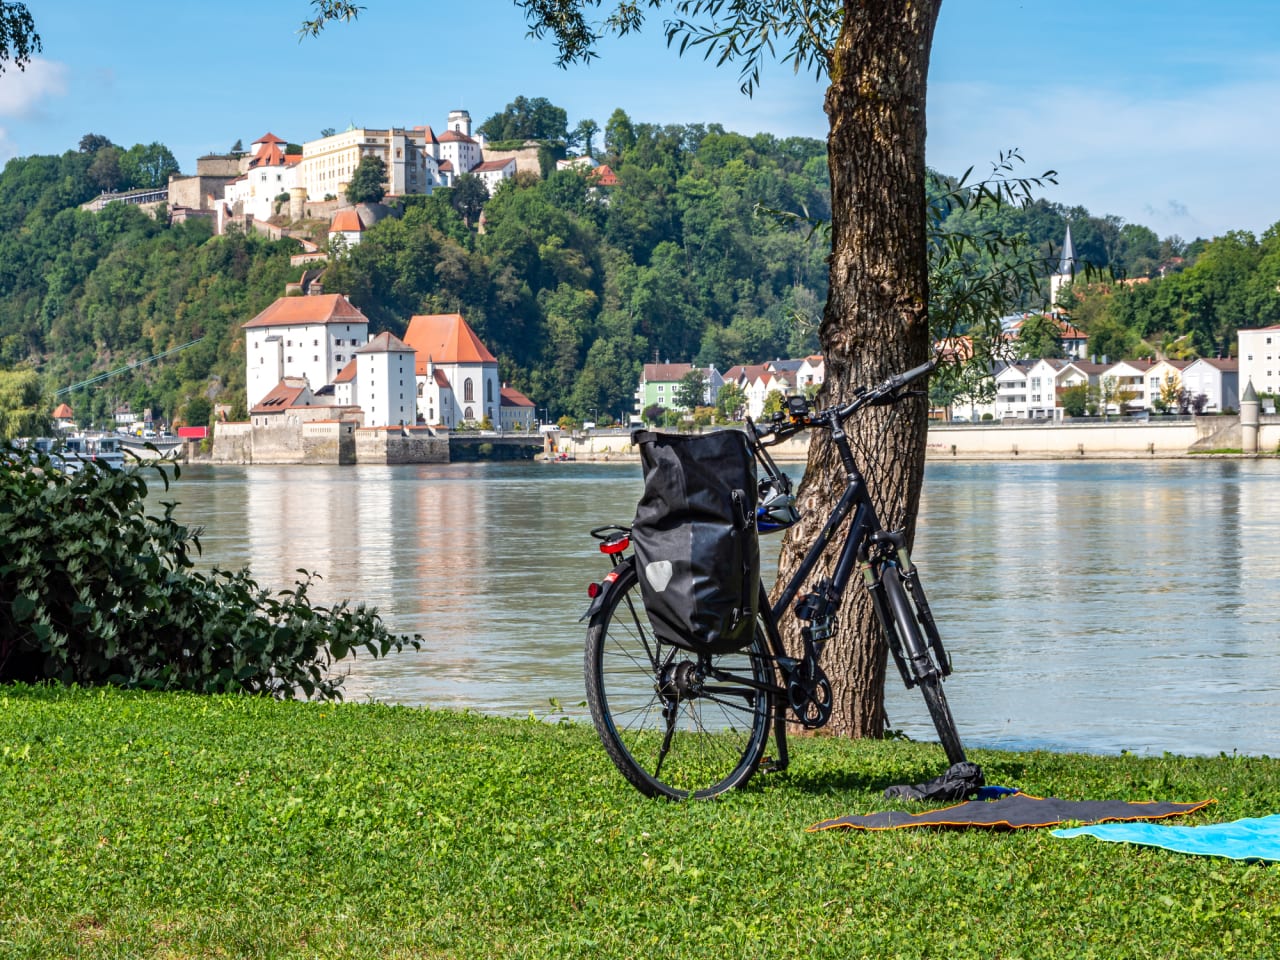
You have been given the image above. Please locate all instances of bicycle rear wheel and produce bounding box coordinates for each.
[585,562,774,799]
[880,565,967,766]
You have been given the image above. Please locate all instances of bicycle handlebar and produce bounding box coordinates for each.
[752,357,937,441]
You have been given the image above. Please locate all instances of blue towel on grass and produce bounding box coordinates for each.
[1053,813,1280,862]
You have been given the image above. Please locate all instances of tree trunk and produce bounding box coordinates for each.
[771,0,942,738]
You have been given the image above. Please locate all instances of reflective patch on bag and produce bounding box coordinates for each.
[645,560,674,593]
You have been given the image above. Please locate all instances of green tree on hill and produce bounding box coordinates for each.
[345,155,387,204]
[478,96,569,143]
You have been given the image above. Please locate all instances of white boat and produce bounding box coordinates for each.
[27,435,128,473]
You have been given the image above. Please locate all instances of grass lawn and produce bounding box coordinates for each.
[1,684,1277,958]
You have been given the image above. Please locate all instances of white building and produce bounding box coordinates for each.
[355,332,417,428]
[499,384,536,431]
[797,355,826,392]
[1146,359,1191,411]
[222,132,303,222]
[1100,359,1156,413]
[243,293,369,410]
[993,361,1032,419]
[1239,325,1280,399]
[1024,358,1070,420]
[300,125,445,201]
[401,313,500,428]
[471,157,518,194]
[297,109,514,201]
[333,359,358,407]
[1181,358,1240,413]
[329,208,365,250]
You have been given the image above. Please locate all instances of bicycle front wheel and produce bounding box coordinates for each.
[880,565,967,766]
[585,562,774,799]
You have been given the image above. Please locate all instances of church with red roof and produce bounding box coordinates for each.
[401,313,501,428]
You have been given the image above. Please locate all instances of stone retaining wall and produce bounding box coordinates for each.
[557,417,1280,462]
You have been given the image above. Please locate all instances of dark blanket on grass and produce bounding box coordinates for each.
[810,794,1214,832]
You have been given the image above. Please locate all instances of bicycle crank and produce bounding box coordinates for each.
[787,659,833,728]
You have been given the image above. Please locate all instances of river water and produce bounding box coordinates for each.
[149,458,1280,758]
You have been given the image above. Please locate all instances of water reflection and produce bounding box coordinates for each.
[155,459,1280,757]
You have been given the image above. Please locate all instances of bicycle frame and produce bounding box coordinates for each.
[584,358,964,788]
[743,373,957,771]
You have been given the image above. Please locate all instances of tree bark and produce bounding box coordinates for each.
[772,0,942,738]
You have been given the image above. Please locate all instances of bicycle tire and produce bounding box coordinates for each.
[585,562,774,799]
[879,566,967,766]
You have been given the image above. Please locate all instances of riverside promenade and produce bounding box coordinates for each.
[552,413,1280,462]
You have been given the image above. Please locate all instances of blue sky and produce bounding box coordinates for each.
[2,0,1277,241]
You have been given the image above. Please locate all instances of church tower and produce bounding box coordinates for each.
[1049,224,1077,307]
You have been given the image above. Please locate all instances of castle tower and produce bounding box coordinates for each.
[1049,224,1078,307]
[447,109,472,137]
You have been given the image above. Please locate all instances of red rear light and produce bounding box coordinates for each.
[587,582,601,599]
[600,536,630,555]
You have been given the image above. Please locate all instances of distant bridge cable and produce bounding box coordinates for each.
[55,338,205,396]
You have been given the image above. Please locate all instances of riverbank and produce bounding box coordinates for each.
[552,415,1280,462]
[5,685,1278,958]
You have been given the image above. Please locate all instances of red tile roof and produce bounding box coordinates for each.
[52,402,74,419]
[472,159,513,173]
[251,379,310,414]
[591,164,619,186]
[500,385,534,407]
[402,313,497,372]
[334,359,358,383]
[330,209,363,233]
[439,130,477,144]
[642,363,694,382]
[242,293,368,329]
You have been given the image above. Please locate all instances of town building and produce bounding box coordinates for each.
[1181,357,1239,413]
[242,292,370,409]
[1238,325,1280,400]
[300,125,446,200]
[1100,359,1156,413]
[221,133,304,223]
[499,384,536,431]
[1146,359,1192,410]
[52,402,75,432]
[635,363,723,416]
[401,313,500,428]
[355,332,417,428]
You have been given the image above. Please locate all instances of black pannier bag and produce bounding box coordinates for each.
[630,429,760,654]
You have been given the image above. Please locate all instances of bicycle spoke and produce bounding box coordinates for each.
[586,563,773,799]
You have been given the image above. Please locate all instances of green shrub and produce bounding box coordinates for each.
[0,444,418,698]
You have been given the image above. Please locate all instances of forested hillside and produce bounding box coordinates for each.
[1,109,1271,433]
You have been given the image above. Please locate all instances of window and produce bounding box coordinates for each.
[464,378,474,402]
[487,380,493,402]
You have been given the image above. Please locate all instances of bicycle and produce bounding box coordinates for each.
[582,359,967,799]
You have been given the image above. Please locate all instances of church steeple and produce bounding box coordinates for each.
[1050,224,1078,306]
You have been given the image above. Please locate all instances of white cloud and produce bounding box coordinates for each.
[927,70,1280,239]
[0,58,69,117]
